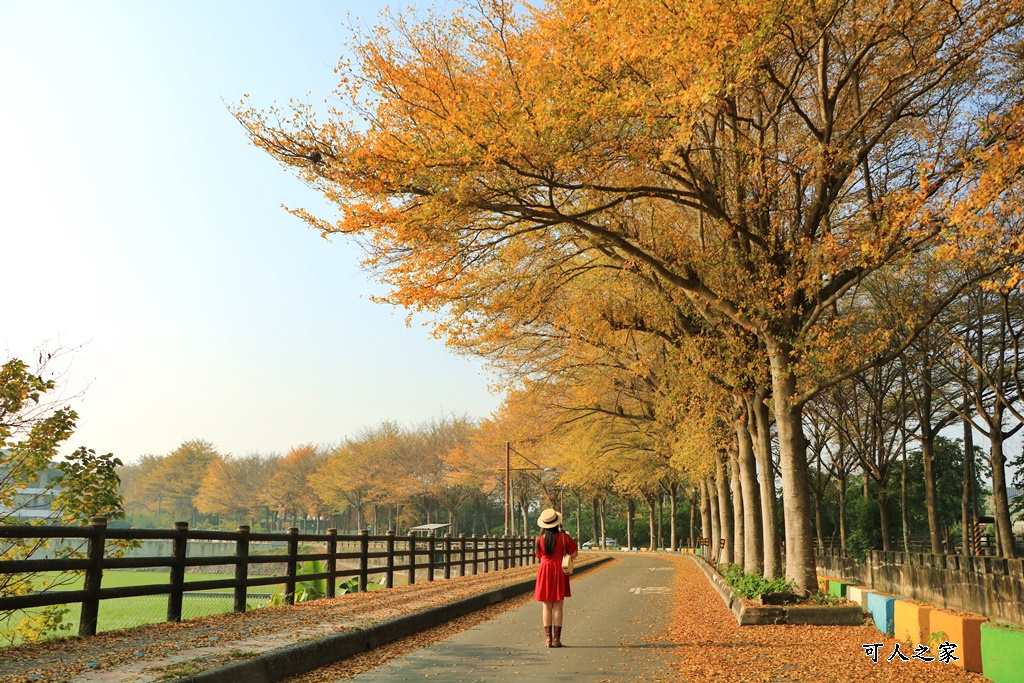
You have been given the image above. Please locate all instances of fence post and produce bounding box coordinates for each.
[471,534,479,575]
[326,528,338,599]
[427,531,436,582]
[385,530,395,588]
[285,527,299,605]
[408,534,417,585]
[234,524,250,614]
[167,521,189,623]
[359,529,369,592]
[459,533,467,577]
[483,534,490,573]
[78,516,107,636]
[443,533,452,580]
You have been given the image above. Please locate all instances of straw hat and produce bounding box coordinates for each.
[537,508,563,529]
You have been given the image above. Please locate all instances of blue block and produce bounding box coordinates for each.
[866,592,897,635]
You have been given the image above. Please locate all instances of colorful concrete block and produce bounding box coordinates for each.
[894,600,932,647]
[828,581,852,599]
[929,609,987,673]
[867,592,897,635]
[847,586,871,612]
[980,622,1024,683]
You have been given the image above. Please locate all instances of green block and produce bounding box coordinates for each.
[828,581,851,599]
[981,622,1024,683]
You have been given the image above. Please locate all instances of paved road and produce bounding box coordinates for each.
[343,554,678,683]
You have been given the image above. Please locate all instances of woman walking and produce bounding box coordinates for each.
[534,507,578,648]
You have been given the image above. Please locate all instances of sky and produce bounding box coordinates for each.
[0,1,503,463]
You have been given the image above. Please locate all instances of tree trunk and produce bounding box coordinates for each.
[990,419,1017,559]
[627,497,635,551]
[699,481,712,557]
[707,477,720,558]
[646,496,656,551]
[656,494,663,549]
[689,488,696,548]
[749,390,782,579]
[591,497,599,544]
[838,475,848,552]
[917,371,943,554]
[877,486,892,552]
[668,483,678,552]
[600,498,607,548]
[736,398,764,575]
[716,454,733,565]
[576,493,582,540]
[901,439,910,553]
[813,484,824,552]
[768,342,818,594]
[730,446,744,569]
[962,419,974,556]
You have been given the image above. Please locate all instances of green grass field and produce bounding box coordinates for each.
[4,571,285,643]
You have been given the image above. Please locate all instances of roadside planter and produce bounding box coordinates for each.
[893,600,932,647]
[867,592,897,635]
[690,559,863,627]
[929,608,987,674]
[980,622,1024,683]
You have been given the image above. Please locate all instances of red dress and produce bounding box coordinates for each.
[534,531,578,602]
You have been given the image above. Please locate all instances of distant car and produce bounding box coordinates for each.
[581,538,620,550]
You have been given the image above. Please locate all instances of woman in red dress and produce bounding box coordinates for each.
[534,508,578,648]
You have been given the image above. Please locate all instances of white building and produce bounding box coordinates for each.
[0,457,62,523]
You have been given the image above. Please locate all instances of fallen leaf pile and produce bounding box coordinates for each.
[665,556,986,682]
[0,557,608,683]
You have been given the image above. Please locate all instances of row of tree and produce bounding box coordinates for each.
[120,417,482,535]
[236,0,1024,592]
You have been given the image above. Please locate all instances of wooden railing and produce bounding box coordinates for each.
[0,517,535,636]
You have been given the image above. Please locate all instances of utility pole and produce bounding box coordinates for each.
[504,441,511,537]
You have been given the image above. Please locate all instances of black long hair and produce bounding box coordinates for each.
[541,526,561,556]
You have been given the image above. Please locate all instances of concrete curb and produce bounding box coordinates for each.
[180,556,613,683]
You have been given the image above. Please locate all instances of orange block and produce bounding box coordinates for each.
[894,600,932,647]
[929,609,988,673]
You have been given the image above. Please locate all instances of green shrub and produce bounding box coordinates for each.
[808,590,844,606]
[719,565,794,600]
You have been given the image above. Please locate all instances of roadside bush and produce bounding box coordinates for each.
[719,564,793,600]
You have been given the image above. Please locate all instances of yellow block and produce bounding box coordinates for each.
[894,600,933,647]
[929,609,988,673]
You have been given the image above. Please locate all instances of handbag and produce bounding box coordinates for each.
[561,534,574,575]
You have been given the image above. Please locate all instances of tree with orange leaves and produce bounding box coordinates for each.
[237,0,1024,591]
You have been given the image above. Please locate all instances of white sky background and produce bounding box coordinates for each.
[0,1,502,463]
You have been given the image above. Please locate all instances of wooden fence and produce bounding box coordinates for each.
[0,517,535,637]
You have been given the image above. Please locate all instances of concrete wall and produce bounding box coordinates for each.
[817,550,1024,628]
